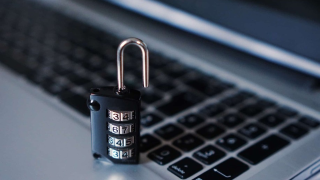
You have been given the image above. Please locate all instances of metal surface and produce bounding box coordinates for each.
[0,0,319,179]
[117,38,149,92]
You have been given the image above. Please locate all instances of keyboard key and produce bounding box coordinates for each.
[148,145,181,165]
[168,157,203,179]
[141,90,162,104]
[157,91,204,116]
[199,103,225,118]
[178,114,204,128]
[238,134,290,165]
[0,54,32,75]
[259,113,285,127]
[155,124,184,140]
[193,145,226,165]
[239,104,264,117]
[60,93,90,116]
[66,73,91,86]
[255,98,276,109]
[277,107,298,117]
[298,116,320,128]
[140,134,161,153]
[193,158,249,180]
[141,113,162,127]
[218,113,245,128]
[185,78,229,97]
[216,134,247,151]
[153,78,176,92]
[162,62,188,78]
[221,92,250,107]
[280,123,308,139]
[173,134,204,152]
[238,123,266,139]
[196,123,225,139]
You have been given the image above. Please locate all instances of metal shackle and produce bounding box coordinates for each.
[117,38,149,92]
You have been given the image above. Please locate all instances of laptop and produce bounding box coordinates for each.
[0,0,319,179]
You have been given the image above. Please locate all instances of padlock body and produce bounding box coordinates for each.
[89,87,141,164]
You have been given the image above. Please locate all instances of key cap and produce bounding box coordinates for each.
[193,158,249,180]
[221,92,250,107]
[157,91,204,116]
[0,53,32,75]
[216,134,247,151]
[238,123,266,139]
[141,90,162,104]
[277,107,298,117]
[140,134,161,153]
[259,113,285,127]
[141,113,162,127]
[255,98,276,109]
[60,93,90,116]
[162,62,188,78]
[168,157,203,179]
[148,145,181,165]
[155,124,184,140]
[238,134,290,165]
[193,145,226,165]
[178,114,205,128]
[199,103,225,118]
[280,123,308,139]
[66,73,91,86]
[185,78,229,97]
[298,116,320,128]
[218,113,245,128]
[196,123,225,139]
[240,104,264,117]
[173,134,204,152]
[153,79,176,92]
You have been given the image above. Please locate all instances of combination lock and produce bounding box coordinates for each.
[88,38,149,164]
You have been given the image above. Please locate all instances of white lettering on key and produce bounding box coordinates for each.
[213,168,231,178]
[172,165,185,174]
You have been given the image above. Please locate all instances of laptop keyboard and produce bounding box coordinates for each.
[0,1,319,179]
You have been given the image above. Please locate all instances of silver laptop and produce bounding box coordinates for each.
[0,0,320,179]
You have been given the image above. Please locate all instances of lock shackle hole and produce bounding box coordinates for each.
[117,38,149,93]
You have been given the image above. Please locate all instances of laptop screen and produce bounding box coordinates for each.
[109,0,320,78]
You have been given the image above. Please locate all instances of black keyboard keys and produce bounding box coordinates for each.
[194,158,249,180]
[168,157,203,179]
[240,104,264,117]
[173,134,204,152]
[178,114,204,128]
[238,134,290,165]
[140,134,161,153]
[196,123,225,139]
[218,113,245,128]
[238,123,266,139]
[193,145,226,165]
[199,103,225,118]
[155,124,184,140]
[299,116,320,128]
[158,91,204,116]
[141,113,162,127]
[148,145,181,165]
[216,134,247,151]
[280,123,308,139]
[259,113,285,127]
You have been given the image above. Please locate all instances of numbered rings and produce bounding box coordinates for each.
[108,135,134,147]
[108,148,134,159]
[108,110,134,121]
[108,123,135,134]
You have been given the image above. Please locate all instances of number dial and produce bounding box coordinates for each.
[108,148,134,159]
[108,136,135,147]
[108,123,135,134]
[108,110,134,121]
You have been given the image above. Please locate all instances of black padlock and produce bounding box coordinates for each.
[88,38,149,164]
